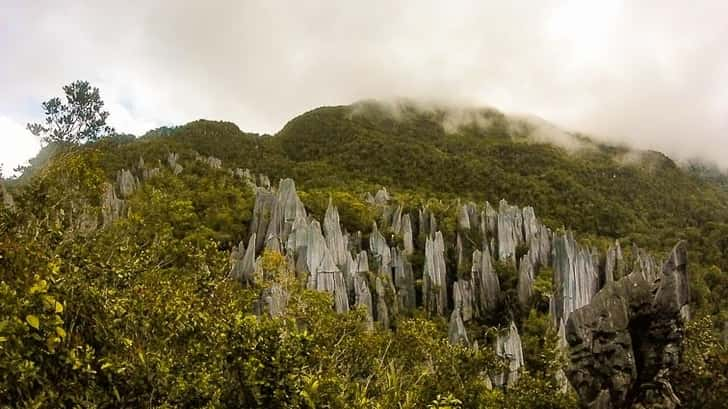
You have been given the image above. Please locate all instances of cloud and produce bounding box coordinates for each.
[1,0,726,173]
[0,116,40,176]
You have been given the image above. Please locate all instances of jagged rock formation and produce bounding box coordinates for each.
[117,169,138,198]
[551,231,599,326]
[448,307,469,345]
[566,242,689,409]
[92,157,694,407]
[167,152,183,175]
[392,247,416,310]
[517,255,534,308]
[423,231,448,316]
[196,154,222,169]
[324,198,348,267]
[494,322,525,387]
[101,182,124,227]
[497,199,523,261]
[472,247,500,314]
[453,279,475,322]
[369,222,390,273]
[604,240,624,283]
[230,233,257,284]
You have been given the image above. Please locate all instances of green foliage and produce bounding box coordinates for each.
[673,315,728,409]
[27,80,114,145]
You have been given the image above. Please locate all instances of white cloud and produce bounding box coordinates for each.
[0,0,726,171]
[0,116,40,177]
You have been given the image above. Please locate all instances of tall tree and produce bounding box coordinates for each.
[27,80,114,145]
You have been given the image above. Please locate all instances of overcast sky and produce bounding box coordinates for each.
[1,1,726,176]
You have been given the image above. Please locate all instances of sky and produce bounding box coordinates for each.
[1,1,727,176]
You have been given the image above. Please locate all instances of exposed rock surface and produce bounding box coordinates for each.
[448,307,469,345]
[401,214,414,255]
[604,240,624,284]
[101,183,124,227]
[117,169,138,198]
[324,198,348,267]
[566,242,689,409]
[517,255,534,308]
[392,247,416,310]
[472,247,500,314]
[230,233,257,284]
[423,231,448,316]
[551,231,599,325]
[494,322,525,387]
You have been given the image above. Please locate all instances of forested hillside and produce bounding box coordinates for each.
[1,100,726,408]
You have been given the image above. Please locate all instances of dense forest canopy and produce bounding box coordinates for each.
[1,100,726,408]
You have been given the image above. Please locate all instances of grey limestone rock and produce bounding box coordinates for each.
[305,220,328,288]
[552,231,600,325]
[258,174,271,190]
[494,321,525,387]
[373,187,390,205]
[401,213,414,255]
[423,231,448,316]
[496,199,523,261]
[517,254,535,308]
[324,198,348,267]
[117,169,138,198]
[369,222,391,273]
[249,187,276,252]
[604,240,624,283]
[354,271,374,328]
[472,246,500,314]
[566,241,689,409]
[448,307,469,345]
[453,279,474,322]
[230,233,256,285]
[374,276,390,328]
[101,182,124,227]
[392,247,416,310]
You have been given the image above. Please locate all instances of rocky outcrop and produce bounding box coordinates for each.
[453,279,475,322]
[353,252,374,327]
[101,182,124,227]
[604,240,624,283]
[423,231,448,316]
[392,247,416,310]
[230,233,257,284]
[401,214,414,255]
[448,307,469,345]
[373,188,390,205]
[517,255,535,308]
[496,199,524,261]
[324,198,348,267]
[249,188,277,252]
[494,322,525,387]
[374,276,390,328]
[551,231,600,326]
[472,247,500,314]
[566,242,689,409]
[369,222,390,273]
[117,169,138,198]
[167,152,183,175]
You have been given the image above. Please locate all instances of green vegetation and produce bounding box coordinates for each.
[2,100,727,407]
